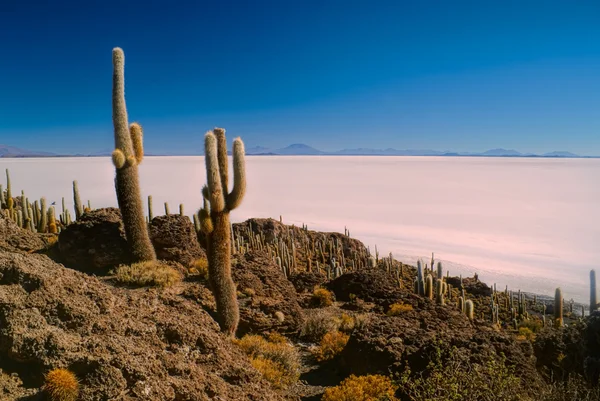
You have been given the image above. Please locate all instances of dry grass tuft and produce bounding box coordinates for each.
[322,374,398,401]
[235,334,300,389]
[387,302,414,316]
[114,261,181,287]
[311,287,334,307]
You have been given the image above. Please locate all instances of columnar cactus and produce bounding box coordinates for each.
[198,128,246,336]
[5,169,12,210]
[555,288,563,327]
[73,181,83,220]
[591,270,597,312]
[436,280,445,305]
[111,47,156,263]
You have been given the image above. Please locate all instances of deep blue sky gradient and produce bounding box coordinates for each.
[0,0,599,155]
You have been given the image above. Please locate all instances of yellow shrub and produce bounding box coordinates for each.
[386,302,413,316]
[322,374,398,401]
[518,327,535,341]
[191,258,209,279]
[235,334,300,389]
[313,331,349,362]
[312,288,334,307]
[44,368,79,401]
[113,261,181,287]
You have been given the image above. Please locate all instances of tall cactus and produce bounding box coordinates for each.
[198,128,246,336]
[555,288,563,327]
[591,270,597,312]
[111,47,156,262]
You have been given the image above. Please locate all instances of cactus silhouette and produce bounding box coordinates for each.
[111,47,156,263]
[198,128,246,336]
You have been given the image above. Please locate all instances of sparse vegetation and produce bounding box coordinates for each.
[397,345,524,401]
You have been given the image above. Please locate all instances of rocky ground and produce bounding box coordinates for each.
[0,210,598,400]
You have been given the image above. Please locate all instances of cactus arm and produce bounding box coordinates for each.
[112,149,126,168]
[205,131,225,213]
[130,122,144,164]
[214,128,229,197]
[112,47,135,163]
[226,137,246,211]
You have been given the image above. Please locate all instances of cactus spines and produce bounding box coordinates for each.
[111,47,156,263]
[458,296,465,313]
[436,261,443,280]
[198,128,247,336]
[73,180,83,220]
[555,288,563,327]
[591,270,597,312]
[465,299,474,320]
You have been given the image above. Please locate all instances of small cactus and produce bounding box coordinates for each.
[43,368,79,401]
[465,299,474,320]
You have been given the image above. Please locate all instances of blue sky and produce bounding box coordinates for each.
[0,0,599,155]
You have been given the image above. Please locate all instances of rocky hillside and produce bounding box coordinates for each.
[0,210,599,400]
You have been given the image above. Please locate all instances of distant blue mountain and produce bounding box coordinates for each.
[274,144,324,155]
[0,144,56,157]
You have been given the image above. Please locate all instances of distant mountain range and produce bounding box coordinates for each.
[0,143,593,158]
[243,144,589,158]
